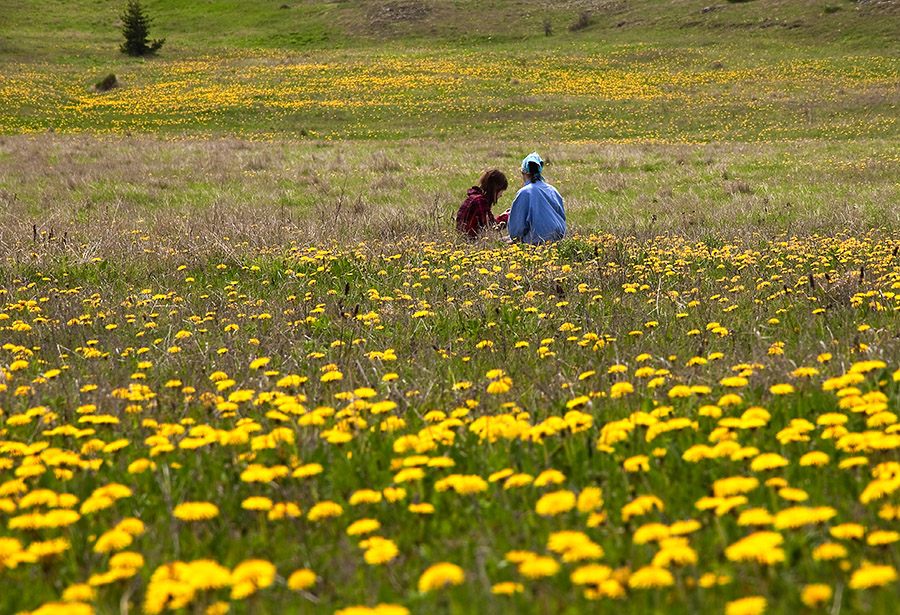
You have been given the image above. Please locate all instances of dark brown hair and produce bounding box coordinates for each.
[479,169,508,205]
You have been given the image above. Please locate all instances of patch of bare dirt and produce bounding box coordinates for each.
[370,1,430,26]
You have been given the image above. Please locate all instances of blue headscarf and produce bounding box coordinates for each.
[521,152,544,181]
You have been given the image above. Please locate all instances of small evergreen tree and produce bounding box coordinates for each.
[120,0,165,56]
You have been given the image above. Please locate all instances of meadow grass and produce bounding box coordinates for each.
[2,220,900,615]
[1,135,898,249]
[2,1,898,140]
[3,46,898,141]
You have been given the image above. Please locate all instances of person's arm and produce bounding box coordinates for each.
[456,199,470,235]
[555,189,566,237]
[507,192,529,241]
[472,196,493,234]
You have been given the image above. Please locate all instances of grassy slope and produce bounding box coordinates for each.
[2,1,898,140]
[1,135,898,247]
[3,0,899,58]
[1,8,900,614]
[0,0,898,235]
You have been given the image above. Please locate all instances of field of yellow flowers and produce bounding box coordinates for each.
[2,48,898,141]
[3,228,900,615]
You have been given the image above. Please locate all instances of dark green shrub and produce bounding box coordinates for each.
[569,11,592,32]
[120,0,165,57]
[94,73,118,91]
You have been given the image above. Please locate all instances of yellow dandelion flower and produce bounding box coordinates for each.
[812,543,847,561]
[491,582,524,594]
[769,384,794,395]
[62,584,96,602]
[724,532,784,564]
[241,497,273,511]
[737,508,774,526]
[867,530,900,546]
[778,487,809,502]
[184,559,232,591]
[849,564,898,589]
[173,502,219,521]
[633,523,670,544]
[93,529,133,553]
[830,523,865,540]
[110,551,144,570]
[362,537,399,565]
[418,562,464,592]
[518,556,560,578]
[800,451,830,466]
[293,463,324,478]
[577,487,603,512]
[349,490,383,505]
[721,376,748,388]
[230,559,276,599]
[610,382,634,398]
[347,519,381,536]
[535,490,576,516]
[307,501,343,521]
[486,378,512,394]
[321,371,344,383]
[628,566,674,589]
[571,564,612,585]
[534,469,566,487]
[725,596,766,615]
[801,584,832,608]
[750,453,789,472]
[382,487,406,502]
[287,569,316,591]
[249,357,271,370]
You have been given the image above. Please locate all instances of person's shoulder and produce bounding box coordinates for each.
[539,181,559,193]
[540,182,562,199]
[469,192,490,207]
[516,183,536,197]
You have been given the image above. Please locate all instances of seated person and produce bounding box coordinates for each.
[456,169,508,239]
[508,152,566,245]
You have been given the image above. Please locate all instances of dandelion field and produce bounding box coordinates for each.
[3,47,899,142]
[3,224,900,615]
[4,1,900,614]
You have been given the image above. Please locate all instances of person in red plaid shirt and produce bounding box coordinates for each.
[456,169,508,239]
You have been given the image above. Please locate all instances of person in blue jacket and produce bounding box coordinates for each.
[507,152,566,245]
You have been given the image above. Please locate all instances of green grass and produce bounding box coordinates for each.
[2,226,900,614]
[1,136,898,247]
[1,3,900,613]
[4,0,899,57]
[1,1,898,141]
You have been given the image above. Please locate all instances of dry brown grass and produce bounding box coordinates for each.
[1,134,898,266]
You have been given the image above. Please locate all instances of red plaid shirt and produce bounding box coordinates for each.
[456,187,496,239]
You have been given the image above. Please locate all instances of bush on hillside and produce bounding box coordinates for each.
[120,0,165,57]
[569,11,592,32]
[94,73,119,92]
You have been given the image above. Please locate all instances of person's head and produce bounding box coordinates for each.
[480,169,508,205]
[520,152,544,184]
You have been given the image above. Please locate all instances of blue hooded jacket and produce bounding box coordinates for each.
[508,180,566,245]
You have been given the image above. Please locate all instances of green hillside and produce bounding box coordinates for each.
[2,12,900,615]
[3,0,899,59]
[1,0,899,234]
[2,0,899,142]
